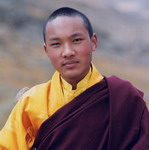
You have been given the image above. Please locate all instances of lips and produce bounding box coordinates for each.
[62,60,79,68]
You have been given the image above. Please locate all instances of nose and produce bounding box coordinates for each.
[62,44,75,58]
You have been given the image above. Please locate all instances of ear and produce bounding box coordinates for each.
[91,33,98,52]
[44,43,47,53]
[44,43,50,56]
[44,43,50,58]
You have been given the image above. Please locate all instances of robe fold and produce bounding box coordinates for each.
[31,76,149,150]
[0,65,103,149]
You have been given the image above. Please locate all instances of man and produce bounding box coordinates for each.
[0,7,149,150]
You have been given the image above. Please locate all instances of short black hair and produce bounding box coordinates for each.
[43,7,93,43]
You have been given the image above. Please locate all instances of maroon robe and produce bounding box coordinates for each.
[31,76,149,150]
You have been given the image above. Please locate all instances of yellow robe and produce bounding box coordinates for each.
[0,65,103,150]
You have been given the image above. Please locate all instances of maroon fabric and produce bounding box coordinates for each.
[107,76,149,150]
[31,76,149,150]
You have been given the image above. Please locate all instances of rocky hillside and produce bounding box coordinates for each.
[0,0,149,128]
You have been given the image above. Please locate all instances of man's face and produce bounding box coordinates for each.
[44,16,97,83]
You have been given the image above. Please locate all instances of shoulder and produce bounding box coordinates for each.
[105,75,146,111]
[26,80,51,96]
[15,80,51,104]
[105,75,144,98]
[106,75,137,88]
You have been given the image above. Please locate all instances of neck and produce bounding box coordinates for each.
[64,78,82,90]
[62,71,91,90]
[61,65,92,90]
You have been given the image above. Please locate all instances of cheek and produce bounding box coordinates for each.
[49,55,57,64]
[47,50,57,60]
[78,42,92,56]
[79,48,92,59]
[48,52,61,68]
[80,50,92,65]
[46,51,55,62]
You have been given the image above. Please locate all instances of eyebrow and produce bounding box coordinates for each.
[48,37,61,41]
[71,32,84,38]
[48,32,84,42]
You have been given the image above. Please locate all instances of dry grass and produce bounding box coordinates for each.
[93,52,149,102]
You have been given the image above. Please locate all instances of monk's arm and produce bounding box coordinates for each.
[132,105,149,149]
[0,95,34,150]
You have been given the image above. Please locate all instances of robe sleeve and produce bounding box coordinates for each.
[132,106,149,149]
[0,95,35,150]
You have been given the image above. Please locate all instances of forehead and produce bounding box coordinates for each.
[45,16,88,36]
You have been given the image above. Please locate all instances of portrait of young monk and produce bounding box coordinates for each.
[0,7,149,150]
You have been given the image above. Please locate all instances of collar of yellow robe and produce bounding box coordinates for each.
[48,64,103,116]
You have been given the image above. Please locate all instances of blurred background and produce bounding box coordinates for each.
[0,0,149,129]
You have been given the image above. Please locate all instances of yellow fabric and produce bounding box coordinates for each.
[48,64,103,115]
[0,65,103,150]
[61,67,92,104]
[61,65,103,108]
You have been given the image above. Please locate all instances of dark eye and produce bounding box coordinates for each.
[73,38,83,43]
[50,43,60,47]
